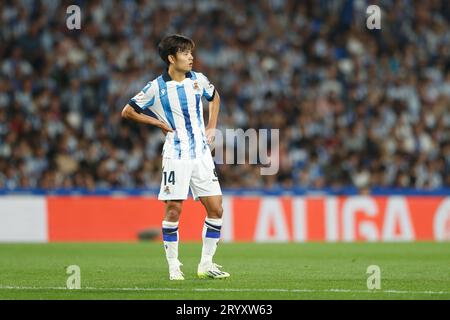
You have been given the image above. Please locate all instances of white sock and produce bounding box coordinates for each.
[162,220,179,267]
[200,218,222,265]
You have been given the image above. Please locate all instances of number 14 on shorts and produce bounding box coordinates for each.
[163,171,175,185]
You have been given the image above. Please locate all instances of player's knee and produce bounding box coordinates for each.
[165,201,182,221]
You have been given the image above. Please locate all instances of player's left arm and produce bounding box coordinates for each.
[199,72,220,145]
[205,90,220,145]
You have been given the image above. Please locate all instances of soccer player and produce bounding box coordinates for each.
[121,34,229,280]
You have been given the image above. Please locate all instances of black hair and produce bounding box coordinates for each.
[157,34,195,66]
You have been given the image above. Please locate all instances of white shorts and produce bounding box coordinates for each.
[158,150,222,201]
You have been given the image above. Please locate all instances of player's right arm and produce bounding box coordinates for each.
[122,81,173,134]
[121,104,173,134]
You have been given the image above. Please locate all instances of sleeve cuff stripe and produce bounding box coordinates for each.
[129,100,143,113]
[206,89,216,102]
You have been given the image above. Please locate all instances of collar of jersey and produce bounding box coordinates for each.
[162,69,193,82]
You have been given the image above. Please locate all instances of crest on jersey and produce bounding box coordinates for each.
[164,186,170,194]
[193,81,199,90]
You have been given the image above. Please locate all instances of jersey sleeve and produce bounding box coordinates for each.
[128,81,156,113]
[197,72,216,101]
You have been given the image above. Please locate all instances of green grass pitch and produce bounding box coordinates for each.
[0,242,449,300]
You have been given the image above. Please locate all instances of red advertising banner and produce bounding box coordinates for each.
[46,196,450,242]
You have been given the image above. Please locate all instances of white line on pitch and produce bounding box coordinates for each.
[0,285,448,295]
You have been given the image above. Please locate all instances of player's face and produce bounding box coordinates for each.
[173,49,193,72]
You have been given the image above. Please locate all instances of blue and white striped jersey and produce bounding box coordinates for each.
[129,70,216,160]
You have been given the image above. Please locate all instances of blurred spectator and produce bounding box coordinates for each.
[0,0,449,191]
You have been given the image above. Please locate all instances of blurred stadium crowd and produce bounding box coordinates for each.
[1,0,449,191]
